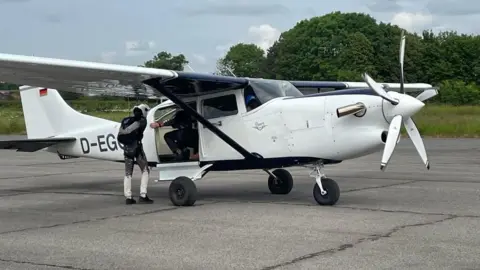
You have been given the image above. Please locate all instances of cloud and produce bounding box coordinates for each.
[247,24,281,53]
[425,0,480,16]
[390,12,433,32]
[125,40,155,56]
[182,3,289,17]
[214,24,280,58]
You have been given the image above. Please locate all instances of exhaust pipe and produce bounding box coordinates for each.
[336,102,366,118]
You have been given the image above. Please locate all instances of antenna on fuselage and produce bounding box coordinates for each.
[185,64,195,72]
[225,67,237,77]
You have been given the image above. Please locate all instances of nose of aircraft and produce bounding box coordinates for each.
[383,92,425,121]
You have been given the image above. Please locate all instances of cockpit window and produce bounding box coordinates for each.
[248,78,303,104]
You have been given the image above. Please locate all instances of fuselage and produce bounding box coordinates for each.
[48,87,424,170]
[238,88,424,163]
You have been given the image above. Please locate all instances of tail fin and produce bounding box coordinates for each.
[19,86,116,139]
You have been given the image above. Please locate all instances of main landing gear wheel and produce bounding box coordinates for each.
[313,178,340,206]
[169,176,197,206]
[268,168,293,195]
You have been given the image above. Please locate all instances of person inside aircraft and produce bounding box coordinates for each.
[245,94,261,111]
[150,109,199,161]
[243,84,261,111]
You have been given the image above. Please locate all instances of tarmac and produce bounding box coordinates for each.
[0,136,479,270]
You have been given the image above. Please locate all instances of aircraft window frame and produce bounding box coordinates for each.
[154,102,197,122]
[202,94,239,120]
[154,106,177,122]
[248,79,304,104]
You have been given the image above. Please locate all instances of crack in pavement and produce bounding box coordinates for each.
[260,215,458,270]
[0,191,122,197]
[0,201,219,235]
[0,168,120,180]
[342,180,418,193]
[0,258,93,270]
[336,205,480,218]
[202,199,480,219]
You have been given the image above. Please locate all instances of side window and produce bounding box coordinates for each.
[202,94,238,119]
[154,106,177,121]
[154,102,196,122]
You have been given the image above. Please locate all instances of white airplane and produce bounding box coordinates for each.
[0,33,438,207]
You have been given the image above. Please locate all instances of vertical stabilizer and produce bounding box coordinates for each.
[19,86,116,138]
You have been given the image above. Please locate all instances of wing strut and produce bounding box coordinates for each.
[143,78,258,160]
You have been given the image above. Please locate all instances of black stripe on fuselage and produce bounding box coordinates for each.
[113,157,342,171]
[286,88,378,99]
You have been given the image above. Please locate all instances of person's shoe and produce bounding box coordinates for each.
[126,197,136,205]
[138,195,154,204]
[173,149,184,161]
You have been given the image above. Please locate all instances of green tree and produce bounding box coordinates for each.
[213,11,480,105]
[335,32,375,81]
[143,51,189,71]
[262,12,428,83]
[216,43,266,77]
[436,79,480,105]
[264,12,385,81]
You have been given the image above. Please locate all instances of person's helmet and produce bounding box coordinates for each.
[132,104,150,117]
[245,95,256,105]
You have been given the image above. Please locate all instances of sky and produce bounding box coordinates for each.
[0,0,479,73]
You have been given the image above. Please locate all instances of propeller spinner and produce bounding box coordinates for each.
[362,31,437,171]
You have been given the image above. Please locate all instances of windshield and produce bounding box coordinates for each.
[248,78,303,104]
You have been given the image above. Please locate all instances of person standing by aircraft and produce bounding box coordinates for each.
[117,104,154,205]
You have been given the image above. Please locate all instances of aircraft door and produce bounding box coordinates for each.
[198,92,247,161]
[143,105,160,163]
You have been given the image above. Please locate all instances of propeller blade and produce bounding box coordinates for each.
[399,31,405,94]
[381,115,403,171]
[415,88,438,102]
[403,117,430,169]
[362,73,399,105]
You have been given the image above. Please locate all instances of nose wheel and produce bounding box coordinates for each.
[313,178,340,205]
[308,163,340,205]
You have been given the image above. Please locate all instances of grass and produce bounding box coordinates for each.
[0,105,479,137]
[408,105,480,138]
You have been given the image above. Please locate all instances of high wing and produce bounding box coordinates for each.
[0,53,255,160]
[158,71,248,97]
[0,53,177,99]
[0,53,249,99]
[290,80,434,93]
[0,137,76,152]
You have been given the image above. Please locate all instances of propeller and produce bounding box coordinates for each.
[361,30,437,171]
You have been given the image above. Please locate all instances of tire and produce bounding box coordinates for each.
[169,176,197,206]
[268,168,294,195]
[313,178,340,206]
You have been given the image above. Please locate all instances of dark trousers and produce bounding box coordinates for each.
[164,128,198,154]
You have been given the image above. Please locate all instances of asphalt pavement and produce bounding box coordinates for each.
[0,137,479,270]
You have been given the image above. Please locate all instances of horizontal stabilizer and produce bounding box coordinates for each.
[0,137,76,152]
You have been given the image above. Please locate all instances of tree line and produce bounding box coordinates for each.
[1,12,479,105]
